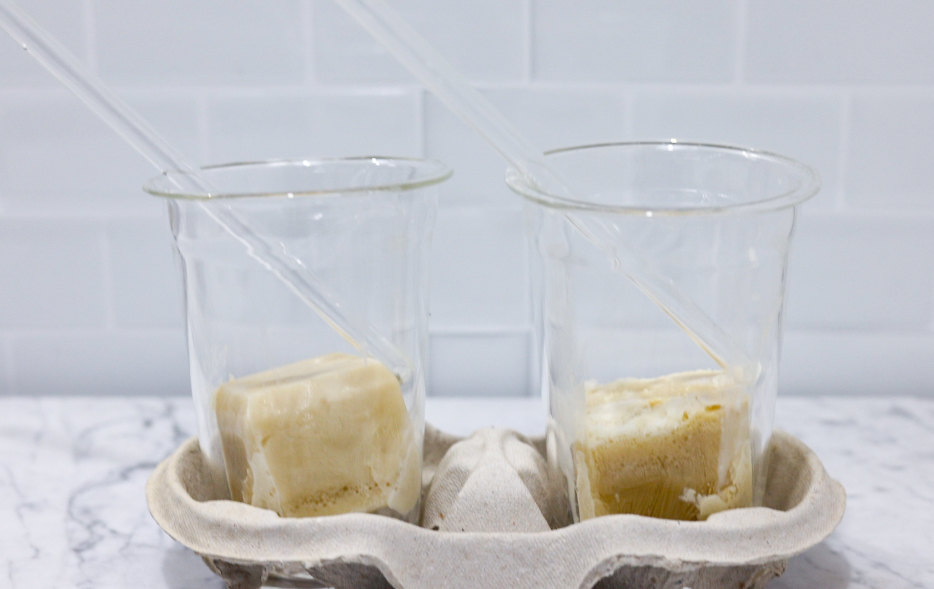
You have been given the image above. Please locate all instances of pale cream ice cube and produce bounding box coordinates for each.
[574,369,752,521]
[214,352,421,518]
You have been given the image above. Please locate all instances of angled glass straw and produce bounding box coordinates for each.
[334,0,752,372]
[0,0,411,379]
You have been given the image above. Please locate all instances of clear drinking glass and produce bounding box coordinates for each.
[508,142,819,523]
[145,157,451,523]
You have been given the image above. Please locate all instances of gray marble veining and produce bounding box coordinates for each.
[0,398,220,589]
[771,397,934,589]
[1,396,931,589]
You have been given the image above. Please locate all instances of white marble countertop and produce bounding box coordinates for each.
[1,395,931,589]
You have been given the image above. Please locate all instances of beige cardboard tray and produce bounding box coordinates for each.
[146,425,845,589]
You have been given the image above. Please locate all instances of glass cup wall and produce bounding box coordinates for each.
[146,157,450,523]
[509,142,819,523]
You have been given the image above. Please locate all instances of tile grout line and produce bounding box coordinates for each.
[82,0,97,73]
[929,243,934,331]
[835,90,853,212]
[521,0,534,85]
[430,325,532,336]
[733,0,749,86]
[300,0,317,89]
[415,88,426,158]
[98,221,119,332]
[526,321,540,400]
[929,284,934,331]
[1,334,14,395]
[196,90,211,164]
[622,85,634,139]
[0,209,168,222]
[5,82,934,100]
[4,325,184,337]
[790,208,934,222]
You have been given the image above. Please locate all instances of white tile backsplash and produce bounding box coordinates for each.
[846,93,934,211]
[430,208,530,328]
[429,331,531,396]
[745,0,934,84]
[94,0,306,86]
[205,91,421,162]
[312,0,528,84]
[424,88,627,208]
[486,87,628,152]
[0,0,88,88]
[630,90,844,211]
[781,330,934,396]
[0,1,932,397]
[10,330,189,396]
[785,214,934,330]
[1,335,11,395]
[0,218,107,329]
[424,92,518,208]
[0,92,199,216]
[126,93,206,172]
[105,215,183,329]
[532,0,739,82]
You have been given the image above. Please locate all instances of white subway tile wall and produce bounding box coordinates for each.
[312,0,528,84]
[744,0,934,84]
[105,216,183,329]
[205,91,421,161]
[94,1,308,86]
[629,90,845,210]
[0,0,931,397]
[11,331,189,396]
[0,218,108,329]
[785,215,934,330]
[0,0,85,89]
[846,94,934,210]
[532,0,739,83]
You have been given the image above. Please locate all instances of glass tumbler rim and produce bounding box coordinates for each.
[506,141,821,217]
[144,156,453,200]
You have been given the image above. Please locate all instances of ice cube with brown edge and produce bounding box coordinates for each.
[574,369,752,521]
[214,352,421,519]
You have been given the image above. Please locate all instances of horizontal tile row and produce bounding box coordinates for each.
[429,331,533,397]
[429,87,934,214]
[0,210,533,331]
[0,216,169,330]
[785,214,934,330]
[4,88,932,216]
[0,336,10,395]
[0,0,88,88]
[0,218,109,329]
[424,88,627,207]
[94,0,307,86]
[744,0,934,85]
[1,212,931,334]
[532,0,739,83]
[311,0,528,84]
[5,1,934,88]
[4,325,932,397]
[0,93,199,216]
[5,329,190,396]
[780,330,934,396]
[430,209,530,328]
[204,92,421,163]
[0,328,536,397]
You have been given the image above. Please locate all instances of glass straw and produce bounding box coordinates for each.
[334,0,751,371]
[0,0,411,378]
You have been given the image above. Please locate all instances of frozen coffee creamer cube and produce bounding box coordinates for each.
[214,353,421,518]
[575,370,752,522]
